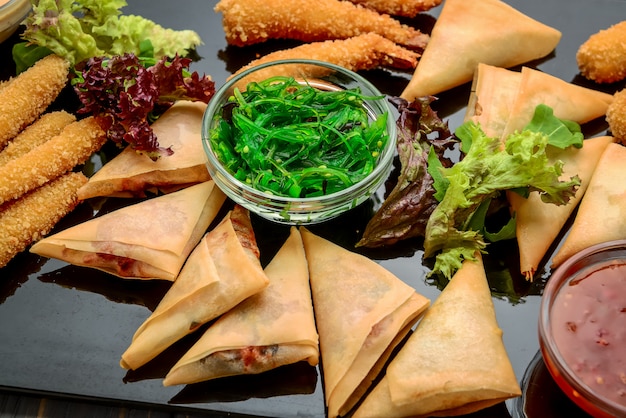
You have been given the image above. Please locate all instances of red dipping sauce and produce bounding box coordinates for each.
[539,241,626,418]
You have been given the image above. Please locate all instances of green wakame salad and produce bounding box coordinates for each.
[210,76,390,199]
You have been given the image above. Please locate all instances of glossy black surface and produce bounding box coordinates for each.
[0,1,624,417]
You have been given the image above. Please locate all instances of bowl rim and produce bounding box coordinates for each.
[201,58,397,205]
[538,239,626,417]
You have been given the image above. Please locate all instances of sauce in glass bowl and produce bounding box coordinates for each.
[539,240,626,418]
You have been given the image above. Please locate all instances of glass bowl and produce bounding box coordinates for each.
[202,59,396,224]
[538,240,626,418]
[0,0,31,44]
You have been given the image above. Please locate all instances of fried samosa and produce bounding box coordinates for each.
[120,205,269,370]
[121,205,269,371]
[401,0,561,100]
[353,253,521,418]
[510,136,615,280]
[30,181,226,281]
[467,64,614,140]
[77,101,211,200]
[552,143,626,267]
[163,227,318,386]
[300,228,430,418]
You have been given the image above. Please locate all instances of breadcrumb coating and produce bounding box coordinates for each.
[348,0,442,17]
[577,20,626,84]
[0,55,70,149]
[0,116,106,205]
[0,111,76,166]
[230,33,420,81]
[0,172,87,268]
[607,88,626,144]
[214,0,429,50]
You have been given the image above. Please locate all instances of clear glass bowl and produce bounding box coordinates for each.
[202,59,396,224]
[538,240,626,418]
[0,0,31,44]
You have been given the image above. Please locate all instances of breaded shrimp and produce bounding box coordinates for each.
[214,0,429,50]
[347,0,442,17]
[577,20,626,84]
[229,33,420,81]
[0,172,87,268]
[0,55,70,149]
[0,116,106,205]
[607,88,626,144]
[0,111,76,166]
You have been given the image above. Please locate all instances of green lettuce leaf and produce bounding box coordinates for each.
[13,0,202,72]
[424,121,581,279]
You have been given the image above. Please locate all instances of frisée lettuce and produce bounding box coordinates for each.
[424,105,583,279]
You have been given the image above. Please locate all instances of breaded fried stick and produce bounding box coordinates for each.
[0,111,76,166]
[577,20,626,84]
[347,0,442,17]
[0,172,87,268]
[0,55,70,149]
[0,116,106,205]
[607,88,626,144]
[214,0,429,50]
[230,33,420,81]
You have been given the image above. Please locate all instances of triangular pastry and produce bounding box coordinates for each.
[552,143,626,266]
[77,101,211,200]
[163,227,318,386]
[300,228,430,418]
[510,136,615,279]
[30,181,226,281]
[401,0,561,100]
[120,205,270,371]
[353,253,521,418]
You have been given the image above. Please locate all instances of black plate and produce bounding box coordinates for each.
[0,1,624,417]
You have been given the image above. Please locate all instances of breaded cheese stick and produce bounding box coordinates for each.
[214,0,429,50]
[230,33,420,81]
[607,88,626,144]
[0,111,76,166]
[577,20,626,84]
[0,172,88,268]
[0,116,106,205]
[347,0,442,17]
[0,55,70,149]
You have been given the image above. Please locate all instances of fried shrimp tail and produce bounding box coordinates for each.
[214,0,429,50]
[347,0,442,17]
[229,33,420,81]
[577,20,626,84]
[0,116,106,206]
[0,172,88,268]
[607,88,626,144]
[0,55,70,149]
[0,111,76,166]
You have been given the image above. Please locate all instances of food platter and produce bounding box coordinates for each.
[0,0,624,417]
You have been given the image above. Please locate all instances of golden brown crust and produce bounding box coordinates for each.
[214,0,428,50]
[0,116,106,205]
[607,88,626,143]
[0,172,87,268]
[347,0,442,17]
[0,55,70,149]
[0,111,76,166]
[230,33,419,81]
[577,20,626,83]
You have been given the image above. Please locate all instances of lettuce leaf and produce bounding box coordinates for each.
[424,121,581,279]
[13,0,202,72]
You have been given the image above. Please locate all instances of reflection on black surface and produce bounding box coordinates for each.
[0,252,46,304]
[123,325,210,383]
[512,351,592,418]
[38,265,172,311]
[169,362,318,405]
